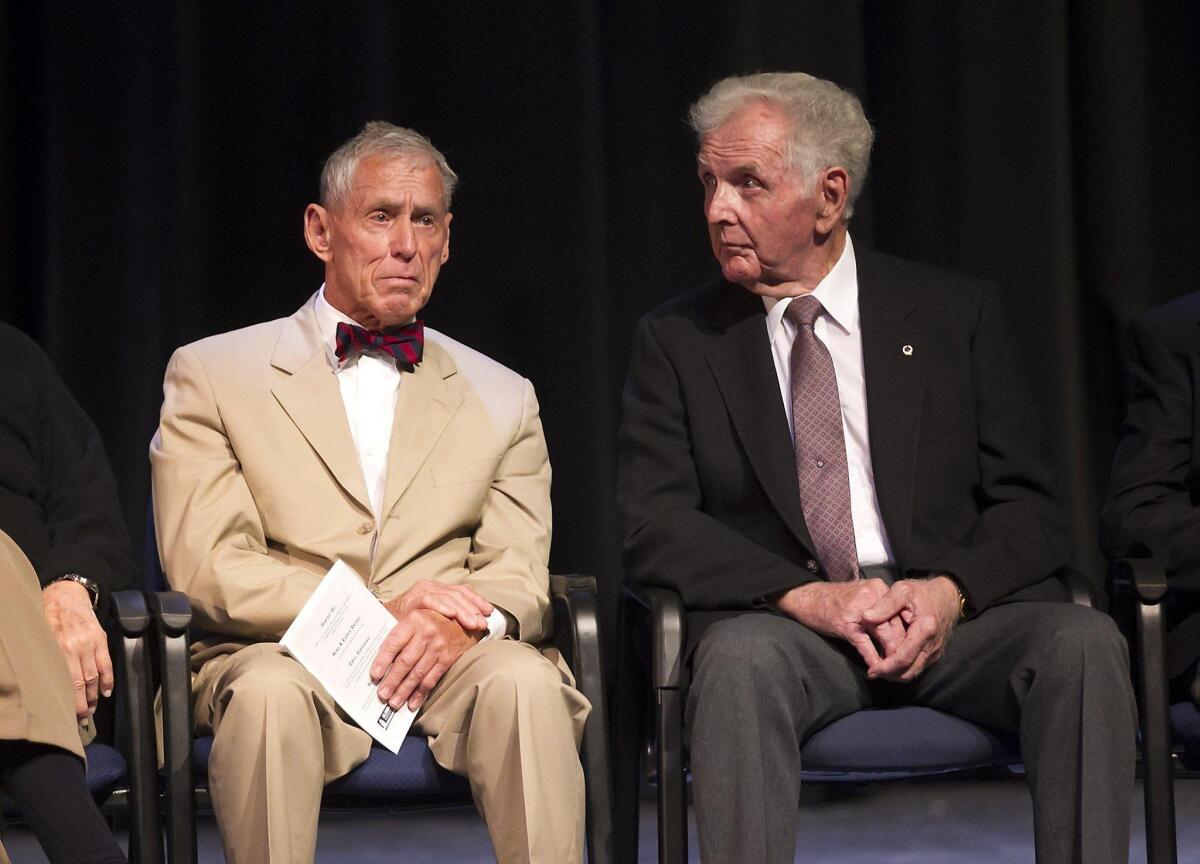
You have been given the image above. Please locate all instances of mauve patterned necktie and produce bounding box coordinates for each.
[785,295,859,582]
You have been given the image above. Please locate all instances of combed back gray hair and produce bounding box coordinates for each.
[320,121,459,210]
[689,72,874,220]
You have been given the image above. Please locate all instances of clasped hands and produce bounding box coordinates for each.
[369,581,494,713]
[775,574,962,682]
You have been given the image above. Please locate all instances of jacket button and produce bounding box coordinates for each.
[357,521,375,535]
[806,559,819,573]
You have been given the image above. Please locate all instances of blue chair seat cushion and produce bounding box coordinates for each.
[2,743,126,819]
[193,734,470,803]
[800,706,1019,781]
[84,742,128,797]
[1171,701,1200,756]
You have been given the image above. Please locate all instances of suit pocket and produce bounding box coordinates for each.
[432,458,498,487]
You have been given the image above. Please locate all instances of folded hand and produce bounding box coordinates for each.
[860,576,961,682]
[370,609,480,712]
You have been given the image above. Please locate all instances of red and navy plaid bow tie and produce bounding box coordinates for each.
[334,320,424,371]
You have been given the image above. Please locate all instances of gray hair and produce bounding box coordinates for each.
[320,121,459,210]
[689,72,874,220]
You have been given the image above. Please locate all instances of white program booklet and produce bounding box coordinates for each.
[280,559,416,753]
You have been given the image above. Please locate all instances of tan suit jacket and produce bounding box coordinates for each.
[150,293,553,669]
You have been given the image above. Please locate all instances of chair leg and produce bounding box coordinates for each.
[121,629,161,864]
[1137,598,1177,864]
[110,590,163,864]
[612,593,645,864]
[147,593,198,864]
[657,687,687,864]
[571,593,615,864]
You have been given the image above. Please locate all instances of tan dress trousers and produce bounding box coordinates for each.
[0,529,90,864]
[192,638,590,864]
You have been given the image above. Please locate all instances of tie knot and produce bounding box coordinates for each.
[784,294,824,328]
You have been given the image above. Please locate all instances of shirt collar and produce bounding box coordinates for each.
[764,234,859,344]
[314,284,362,370]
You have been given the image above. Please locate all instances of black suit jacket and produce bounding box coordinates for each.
[1101,291,1200,677]
[618,245,1072,653]
[0,323,131,598]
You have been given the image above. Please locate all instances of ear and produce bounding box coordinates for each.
[440,211,453,265]
[814,167,849,233]
[304,203,334,262]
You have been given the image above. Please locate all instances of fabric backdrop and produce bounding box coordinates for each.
[2,1,1196,640]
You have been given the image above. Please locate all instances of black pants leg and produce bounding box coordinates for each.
[0,741,126,864]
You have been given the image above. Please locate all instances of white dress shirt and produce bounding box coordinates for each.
[762,236,896,569]
[314,286,509,639]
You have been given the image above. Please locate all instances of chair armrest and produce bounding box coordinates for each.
[110,589,151,636]
[549,574,614,864]
[1111,556,1171,604]
[148,590,193,637]
[1107,556,1172,694]
[1063,568,1096,608]
[1107,556,1171,704]
[106,590,163,864]
[549,574,602,707]
[146,591,197,864]
[550,572,597,596]
[623,584,686,691]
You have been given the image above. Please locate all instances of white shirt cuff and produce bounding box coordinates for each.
[483,607,511,641]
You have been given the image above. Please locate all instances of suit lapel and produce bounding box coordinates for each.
[857,248,923,566]
[270,298,373,514]
[704,283,815,553]
[381,340,463,518]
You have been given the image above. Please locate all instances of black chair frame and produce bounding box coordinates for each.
[1109,555,1178,864]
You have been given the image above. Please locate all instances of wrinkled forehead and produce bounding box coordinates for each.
[697,130,791,179]
[697,103,793,163]
[344,154,447,209]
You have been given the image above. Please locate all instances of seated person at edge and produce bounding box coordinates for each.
[1102,290,1200,702]
[0,322,130,864]
[150,122,589,864]
[617,71,1136,864]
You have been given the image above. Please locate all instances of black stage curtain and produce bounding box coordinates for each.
[2,1,1197,629]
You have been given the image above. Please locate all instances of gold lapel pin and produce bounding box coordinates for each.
[902,345,914,356]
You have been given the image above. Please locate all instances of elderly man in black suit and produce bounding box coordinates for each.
[1102,291,1200,696]
[618,71,1136,864]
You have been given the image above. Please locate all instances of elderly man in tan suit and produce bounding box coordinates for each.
[150,122,589,864]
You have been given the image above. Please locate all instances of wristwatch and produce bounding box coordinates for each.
[936,572,970,621]
[52,573,101,609]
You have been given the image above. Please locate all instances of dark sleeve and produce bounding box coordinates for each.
[34,355,132,595]
[1100,315,1200,590]
[617,316,814,609]
[916,284,1073,612]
